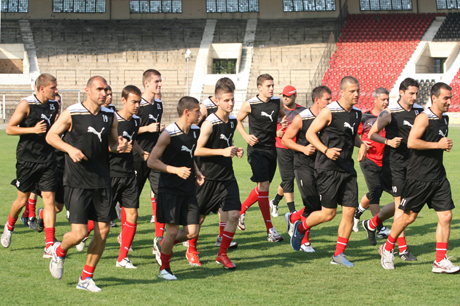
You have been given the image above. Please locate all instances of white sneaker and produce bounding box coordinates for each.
[237,213,246,231]
[154,237,163,265]
[182,241,189,248]
[352,217,360,232]
[432,257,460,274]
[215,236,238,248]
[76,277,102,292]
[49,242,65,279]
[115,202,122,220]
[1,224,13,248]
[150,215,155,223]
[300,242,315,253]
[116,257,137,269]
[269,200,279,218]
[377,226,391,239]
[158,268,177,280]
[76,237,88,252]
[43,245,53,258]
[379,244,395,270]
[117,233,133,251]
[267,227,283,242]
[284,212,294,237]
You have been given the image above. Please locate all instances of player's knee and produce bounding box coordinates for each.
[227,210,240,223]
[438,210,452,224]
[322,211,336,222]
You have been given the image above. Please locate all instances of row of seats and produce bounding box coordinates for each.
[433,12,460,42]
[415,79,436,106]
[450,69,460,111]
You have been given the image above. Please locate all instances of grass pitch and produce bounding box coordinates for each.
[1,128,460,305]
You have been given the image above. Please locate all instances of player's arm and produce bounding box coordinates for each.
[194,160,205,186]
[282,115,315,156]
[278,102,286,118]
[236,101,258,146]
[109,116,129,153]
[46,110,87,162]
[408,113,452,151]
[369,109,402,147]
[138,123,159,134]
[197,103,208,126]
[306,107,341,160]
[6,100,47,135]
[133,140,149,160]
[355,133,367,161]
[147,131,191,180]
[194,120,237,157]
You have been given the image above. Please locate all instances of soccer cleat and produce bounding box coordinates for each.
[269,200,279,218]
[150,215,155,223]
[76,237,88,252]
[116,257,137,269]
[154,237,163,266]
[115,203,122,220]
[237,213,245,231]
[49,242,65,279]
[185,251,202,266]
[353,216,360,233]
[1,224,13,248]
[76,277,102,292]
[432,257,460,274]
[37,208,44,233]
[331,253,354,267]
[290,221,304,251]
[215,236,238,249]
[110,220,118,228]
[399,249,417,261]
[216,254,236,269]
[300,242,315,253]
[362,220,377,246]
[117,233,133,251]
[267,227,283,243]
[43,245,53,258]
[20,216,29,227]
[158,268,177,280]
[28,217,39,231]
[284,212,294,237]
[377,226,391,239]
[379,244,395,270]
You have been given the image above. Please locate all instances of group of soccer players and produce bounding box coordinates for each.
[1,69,458,292]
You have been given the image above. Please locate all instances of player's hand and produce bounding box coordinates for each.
[174,167,191,180]
[325,147,341,160]
[196,171,205,186]
[276,130,284,138]
[68,147,87,163]
[117,136,129,153]
[160,123,166,132]
[357,143,367,162]
[147,122,160,133]
[245,134,258,146]
[142,151,149,161]
[222,146,237,157]
[438,137,453,151]
[363,140,373,150]
[34,120,47,134]
[236,147,244,158]
[387,137,402,148]
[121,140,133,153]
[280,116,288,129]
[303,144,316,156]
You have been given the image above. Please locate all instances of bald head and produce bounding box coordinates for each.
[340,76,359,91]
[87,76,107,88]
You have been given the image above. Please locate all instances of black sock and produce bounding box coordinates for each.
[273,193,283,206]
[376,223,384,232]
[287,202,295,213]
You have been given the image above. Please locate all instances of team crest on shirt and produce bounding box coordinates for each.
[50,103,55,111]
[230,121,234,128]
[157,104,162,109]
[220,133,232,147]
[261,111,274,122]
[403,120,413,128]
[16,180,20,187]
[66,210,70,219]
[415,110,419,116]
[181,144,195,158]
[193,131,197,138]
[344,122,355,134]
[103,114,108,123]
[392,186,397,193]
[87,126,105,142]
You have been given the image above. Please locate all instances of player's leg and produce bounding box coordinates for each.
[117,207,138,269]
[149,169,160,223]
[270,185,284,217]
[216,210,238,269]
[1,190,30,248]
[331,206,355,267]
[186,215,205,266]
[41,191,56,257]
[26,193,38,227]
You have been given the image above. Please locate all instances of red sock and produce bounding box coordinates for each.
[151,197,156,217]
[22,203,29,219]
[121,207,126,231]
[436,242,448,262]
[45,227,55,249]
[290,208,305,223]
[298,216,310,234]
[301,230,310,244]
[40,209,44,220]
[155,222,165,237]
[81,265,95,280]
[87,220,94,236]
[160,252,172,270]
[56,244,67,258]
[218,231,235,256]
[240,187,259,214]
[218,222,226,238]
[397,237,408,253]
[334,236,348,256]
[28,198,37,218]
[118,221,137,262]
[187,234,199,253]
[258,191,273,232]
[7,214,17,231]
[368,214,383,230]
[385,234,397,252]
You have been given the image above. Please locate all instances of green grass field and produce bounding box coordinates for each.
[1,128,460,305]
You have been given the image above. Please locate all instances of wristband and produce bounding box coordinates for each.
[324,148,328,155]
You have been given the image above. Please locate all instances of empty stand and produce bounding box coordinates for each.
[450,69,460,111]
[433,13,460,42]
[415,79,435,106]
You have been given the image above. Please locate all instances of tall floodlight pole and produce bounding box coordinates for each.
[185,49,191,96]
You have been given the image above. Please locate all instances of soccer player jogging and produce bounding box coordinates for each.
[365,78,423,261]
[236,74,285,242]
[1,74,60,259]
[111,85,147,269]
[46,76,128,292]
[269,85,305,217]
[379,82,459,273]
[353,88,393,239]
[290,76,367,267]
[281,86,332,252]
[148,96,203,280]
[185,84,243,269]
